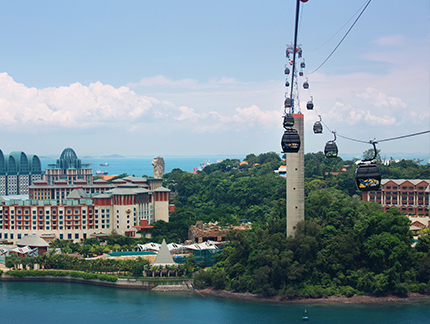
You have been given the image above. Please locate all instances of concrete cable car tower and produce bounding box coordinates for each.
[284,0,305,237]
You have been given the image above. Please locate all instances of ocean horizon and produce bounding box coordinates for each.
[39,155,245,177]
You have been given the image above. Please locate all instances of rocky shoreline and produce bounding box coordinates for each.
[196,287,430,304]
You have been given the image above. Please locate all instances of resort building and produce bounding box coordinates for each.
[362,179,430,219]
[0,149,43,196]
[0,176,171,244]
[44,148,93,185]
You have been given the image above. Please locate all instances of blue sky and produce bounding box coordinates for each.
[0,0,428,160]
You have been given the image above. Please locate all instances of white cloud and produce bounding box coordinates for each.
[372,34,406,47]
[0,73,279,135]
[0,73,160,128]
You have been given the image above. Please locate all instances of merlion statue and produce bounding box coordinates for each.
[151,157,165,178]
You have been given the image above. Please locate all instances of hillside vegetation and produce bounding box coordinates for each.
[161,152,430,297]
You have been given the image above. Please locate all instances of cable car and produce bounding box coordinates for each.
[303,81,309,89]
[355,163,381,191]
[306,100,314,110]
[281,128,301,153]
[284,67,290,75]
[283,114,294,128]
[284,98,292,108]
[285,81,290,87]
[313,121,322,134]
[324,141,338,158]
[299,71,304,76]
[300,62,306,68]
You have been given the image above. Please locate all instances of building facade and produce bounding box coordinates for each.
[0,176,171,244]
[362,179,430,217]
[44,148,93,185]
[0,149,43,196]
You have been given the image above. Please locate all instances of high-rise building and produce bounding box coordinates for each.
[0,150,42,196]
[44,147,93,185]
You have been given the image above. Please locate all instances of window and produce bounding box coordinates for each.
[68,233,72,240]
[75,233,79,239]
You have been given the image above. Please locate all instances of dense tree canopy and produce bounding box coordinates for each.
[160,151,430,297]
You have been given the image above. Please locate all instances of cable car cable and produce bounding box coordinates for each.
[289,0,302,106]
[308,0,370,53]
[377,130,430,143]
[309,0,372,75]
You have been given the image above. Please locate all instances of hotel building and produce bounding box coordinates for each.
[362,179,430,217]
[44,148,93,185]
[0,150,43,196]
[0,176,171,244]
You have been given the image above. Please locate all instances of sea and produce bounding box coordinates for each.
[0,282,429,324]
[40,155,244,177]
[39,153,430,178]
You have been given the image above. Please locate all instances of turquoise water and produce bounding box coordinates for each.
[40,156,242,177]
[0,282,429,323]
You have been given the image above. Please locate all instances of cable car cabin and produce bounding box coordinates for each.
[300,62,306,68]
[284,98,293,108]
[283,114,295,128]
[284,67,290,75]
[306,101,314,110]
[281,129,301,153]
[324,141,338,158]
[299,71,304,76]
[313,121,323,134]
[303,81,309,89]
[355,163,381,191]
[285,81,290,87]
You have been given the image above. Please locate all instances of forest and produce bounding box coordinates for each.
[162,151,430,297]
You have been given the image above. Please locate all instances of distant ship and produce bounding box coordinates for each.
[96,170,108,176]
[100,163,109,166]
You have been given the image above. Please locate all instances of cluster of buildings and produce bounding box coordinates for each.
[0,148,171,244]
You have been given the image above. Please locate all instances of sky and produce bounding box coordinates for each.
[0,0,429,160]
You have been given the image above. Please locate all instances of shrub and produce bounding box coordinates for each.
[393,283,409,297]
[340,286,356,298]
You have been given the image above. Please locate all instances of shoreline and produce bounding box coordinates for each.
[197,287,430,304]
[2,271,430,304]
[0,272,194,292]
